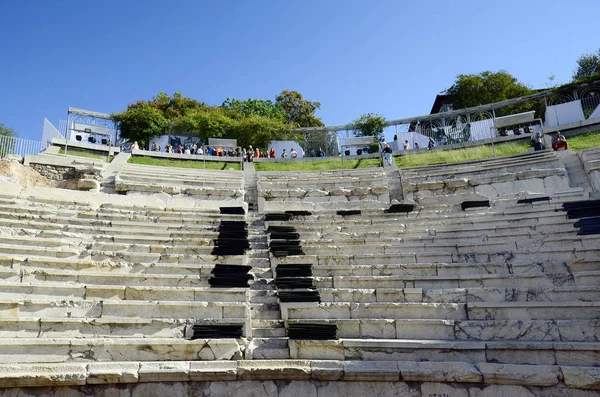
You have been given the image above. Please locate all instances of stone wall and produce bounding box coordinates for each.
[2,381,591,397]
[30,163,79,180]
[30,163,103,181]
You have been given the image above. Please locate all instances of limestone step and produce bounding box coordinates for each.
[23,268,211,288]
[118,172,243,187]
[311,273,568,289]
[284,302,466,321]
[317,286,600,304]
[0,256,245,276]
[0,317,191,338]
[288,339,600,366]
[286,318,600,341]
[0,280,251,302]
[304,262,567,278]
[286,301,597,322]
[0,298,245,319]
[0,337,245,363]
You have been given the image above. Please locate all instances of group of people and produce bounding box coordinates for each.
[399,137,435,151]
[534,131,568,151]
[242,146,300,161]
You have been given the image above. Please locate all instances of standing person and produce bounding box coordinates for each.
[254,147,260,158]
[428,137,435,150]
[290,148,297,158]
[191,143,197,155]
[534,132,544,151]
[383,144,393,166]
[403,140,409,150]
[131,141,140,151]
[281,149,288,158]
[269,148,275,158]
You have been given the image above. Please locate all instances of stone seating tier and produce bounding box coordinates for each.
[1,154,600,392]
[399,150,558,177]
[579,146,600,191]
[115,163,244,198]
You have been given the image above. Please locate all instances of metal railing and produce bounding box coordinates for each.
[42,118,64,146]
[0,135,46,158]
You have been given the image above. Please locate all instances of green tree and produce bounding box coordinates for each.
[0,123,17,158]
[276,90,324,127]
[221,98,285,121]
[0,123,16,138]
[352,113,387,141]
[573,49,600,81]
[172,108,236,142]
[112,103,168,147]
[444,70,535,116]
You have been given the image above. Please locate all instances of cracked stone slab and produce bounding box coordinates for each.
[562,365,600,390]
[190,361,237,381]
[0,363,87,388]
[343,360,400,381]
[138,361,190,382]
[237,360,311,380]
[477,363,561,386]
[87,362,139,384]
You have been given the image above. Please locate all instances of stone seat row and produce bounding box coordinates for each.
[316,285,600,304]
[288,338,600,367]
[399,150,559,178]
[402,168,566,193]
[0,280,258,302]
[0,359,596,392]
[0,247,247,266]
[114,177,245,199]
[120,163,243,178]
[274,245,600,267]
[0,256,264,276]
[286,318,600,342]
[0,337,247,364]
[118,170,243,188]
[281,301,599,321]
[0,202,247,225]
[0,298,246,320]
[579,146,600,191]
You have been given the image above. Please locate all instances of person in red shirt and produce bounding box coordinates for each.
[269,148,275,158]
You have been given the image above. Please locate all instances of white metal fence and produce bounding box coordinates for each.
[42,118,64,146]
[0,135,46,158]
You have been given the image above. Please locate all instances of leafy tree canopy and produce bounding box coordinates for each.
[276,90,324,128]
[573,49,600,82]
[0,123,17,138]
[221,98,285,121]
[352,113,387,141]
[112,91,303,148]
[444,70,535,116]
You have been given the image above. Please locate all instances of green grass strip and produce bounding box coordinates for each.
[395,141,533,167]
[565,130,600,152]
[58,148,109,161]
[254,158,381,171]
[128,156,241,170]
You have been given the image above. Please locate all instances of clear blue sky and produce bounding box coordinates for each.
[1,0,598,141]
